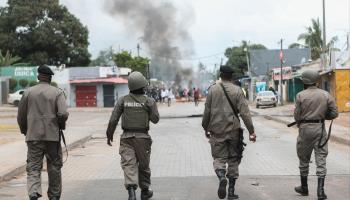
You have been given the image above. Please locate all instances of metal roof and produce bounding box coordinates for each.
[250,48,311,76]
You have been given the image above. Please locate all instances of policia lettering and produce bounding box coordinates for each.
[106,71,159,200]
[292,70,338,200]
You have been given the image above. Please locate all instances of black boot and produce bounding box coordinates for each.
[128,186,137,200]
[29,193,39,200]
[317,177,327,200]
[227,178,239,199]
[295,176,309,196]
[215,169,227,199]
[141,188,153,200]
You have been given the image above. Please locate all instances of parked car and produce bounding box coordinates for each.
[255,91,277,108]
[8,89,25,106]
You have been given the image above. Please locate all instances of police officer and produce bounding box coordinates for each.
[106,71,159,200]
[202,65,256,199]
[293,70,338,200]
[17,65,69,200]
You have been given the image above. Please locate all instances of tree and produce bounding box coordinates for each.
[0,50,21,66]
[297,18,323,60]
[112,51,150,75]
[19,79,28,88]
[0,0,91,66]
[224,40,266,78]
[288,43,303,49]
[296,18,340,60]
[90,48,115,66]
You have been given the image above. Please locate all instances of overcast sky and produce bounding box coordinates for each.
[0,0,349,68]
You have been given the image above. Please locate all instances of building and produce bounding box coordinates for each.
[53,66,129,107]
[248,48,311,102]
[0,66,129,107]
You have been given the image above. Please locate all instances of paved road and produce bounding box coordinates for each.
[0,103,349,200]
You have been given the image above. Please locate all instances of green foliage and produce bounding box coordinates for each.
[0,50,21,66]
[288,43,303,49]
[18,79,28,88]
[29,80,38,87]
[50,81,58,87]
[224,40,266,78]
[0,0,91,66]
[297,18,323,60]
[113,51,150,75]
[90,48,115,66]
[295,18,339,60]
[9,78,17,92]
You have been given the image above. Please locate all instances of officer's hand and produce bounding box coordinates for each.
[205,131,211,139]
[107,133,113,146]
[249,133,256,143]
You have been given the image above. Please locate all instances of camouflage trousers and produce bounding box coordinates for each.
[297,124,328,177]
[26,141,63,198]
[209,131,240,178]
[119,138,152,189]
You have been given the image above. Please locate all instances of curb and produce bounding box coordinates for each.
[0,135,92,183]
[262,115,350,146]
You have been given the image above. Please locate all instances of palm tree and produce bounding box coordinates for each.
[298,18,323,60]
[297,18,339,60]
[0,50,21,66]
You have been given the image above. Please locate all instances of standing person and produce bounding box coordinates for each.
[193,87,200,106]
[161,88,166,103]
[106,71,160,200]
[17,65,69,200]
[167,89,174,107]
[202,65,256,199]
[293,70,338,200]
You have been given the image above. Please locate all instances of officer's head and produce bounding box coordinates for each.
[219,65,234,81]
[37,64,54,83]
[128,71,148,94]
[301,70,319,87]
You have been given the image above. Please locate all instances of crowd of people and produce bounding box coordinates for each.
[146,87,204,106]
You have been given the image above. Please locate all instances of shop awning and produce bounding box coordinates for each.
[70,77,128,84]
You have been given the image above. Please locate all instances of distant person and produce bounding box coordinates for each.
[167,89,174,107]
[161,88,167,103]
[193,87,200,106]
[17,65,69,200]
[202,65,256,199]
[106,71,159,200]
[292,70,338,200]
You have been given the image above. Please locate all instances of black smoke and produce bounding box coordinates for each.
[104,0,194,81]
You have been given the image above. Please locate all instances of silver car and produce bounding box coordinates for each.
[255,91,277,108]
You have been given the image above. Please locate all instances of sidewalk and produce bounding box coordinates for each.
[0,102,205,183]
[0,108,110,182]
[250,104,350,145]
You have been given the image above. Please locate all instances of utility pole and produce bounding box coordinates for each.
[322,0,327,70]
[137,43,140,57]
[280,39,284,106]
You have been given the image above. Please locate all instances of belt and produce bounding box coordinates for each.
[123,128,149,133]
[299,119,324,124]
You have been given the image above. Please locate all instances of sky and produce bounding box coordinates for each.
[0,0,349,69]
